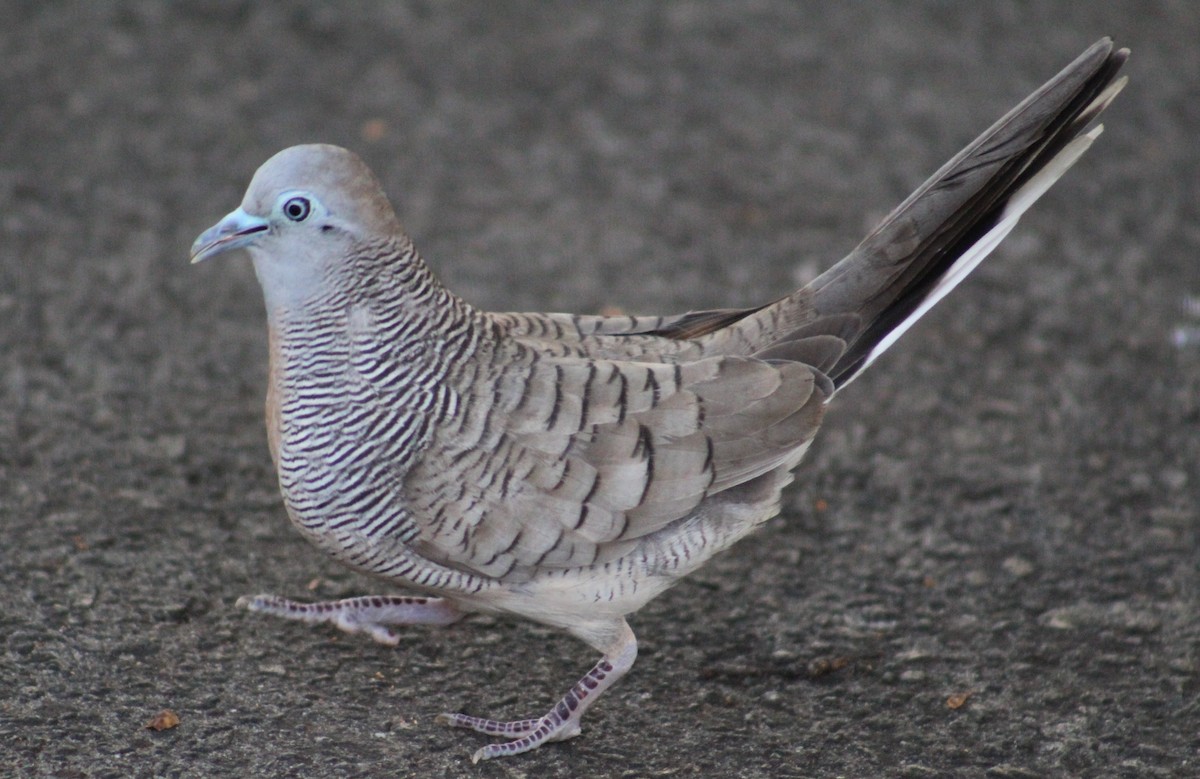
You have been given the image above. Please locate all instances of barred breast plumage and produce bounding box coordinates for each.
[191,39,1128,762]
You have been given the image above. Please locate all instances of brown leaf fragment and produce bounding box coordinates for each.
[806,655,850,678]
[946,691,973,710]
[145,710,180,731]
[360,119,387,142]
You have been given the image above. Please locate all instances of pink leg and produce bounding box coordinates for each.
[437,621,638,762]
[236,593,463,645]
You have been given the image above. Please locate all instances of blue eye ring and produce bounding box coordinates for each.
[282,196,311,222]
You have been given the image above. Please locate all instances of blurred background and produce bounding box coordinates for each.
[2,3,1196,777]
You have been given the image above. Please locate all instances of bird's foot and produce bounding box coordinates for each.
[438,702,586,763]
[435,713,546,739]
[236,593,462,645]
[437,631,638,762]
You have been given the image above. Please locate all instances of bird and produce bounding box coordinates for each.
[190,39,1127,762]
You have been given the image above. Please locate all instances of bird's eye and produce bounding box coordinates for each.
[282,196,311,222]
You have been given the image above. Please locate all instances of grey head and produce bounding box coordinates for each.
[190,144,404,310]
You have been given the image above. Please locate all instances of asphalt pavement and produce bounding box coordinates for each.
[2,3,1197,777]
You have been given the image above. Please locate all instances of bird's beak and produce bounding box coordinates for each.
[190,208,270,263]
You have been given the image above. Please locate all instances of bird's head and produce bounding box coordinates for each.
[190,144,404,310]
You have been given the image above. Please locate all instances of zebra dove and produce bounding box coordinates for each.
[191,39,1127,762]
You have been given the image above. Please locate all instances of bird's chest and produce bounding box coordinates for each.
[268,338,435,549]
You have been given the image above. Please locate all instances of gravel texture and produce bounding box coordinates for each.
[2,3,1197,777]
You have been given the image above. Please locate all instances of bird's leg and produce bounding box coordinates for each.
[438,621,638,762]
[236,594,463,645]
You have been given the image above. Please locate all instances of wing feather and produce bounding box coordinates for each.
[404,351,828,578]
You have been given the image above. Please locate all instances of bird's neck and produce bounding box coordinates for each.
[265,237,491,441]
[259,241,498,571]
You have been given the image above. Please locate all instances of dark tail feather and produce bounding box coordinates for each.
[810,38,1128,390]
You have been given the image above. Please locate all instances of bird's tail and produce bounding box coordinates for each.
[804,38,1128,391]
[639,39,1127,394]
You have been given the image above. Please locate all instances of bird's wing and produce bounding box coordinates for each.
[406,38,1126,581]
[404,351,828,579]
[490,308,765,342]
[486,308,768,362]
